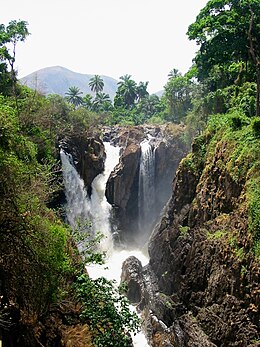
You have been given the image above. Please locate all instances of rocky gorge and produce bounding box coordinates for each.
[121,119,260,347]
[61,124,188,246]
[57,119,259,347]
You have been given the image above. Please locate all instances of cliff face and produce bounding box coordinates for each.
[122,116,260,346]
[106,124,188,245]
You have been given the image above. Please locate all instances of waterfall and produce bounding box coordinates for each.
[60,149,90,227]
[88,142,120,253]
[60,142,120,254]
[61,141,149,347]
[138,137,156,235]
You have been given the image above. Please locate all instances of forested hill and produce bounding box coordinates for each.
[20,66,118,97]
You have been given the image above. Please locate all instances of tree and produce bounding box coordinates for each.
[82,93,93,110]
[137,94,165,118]
[187,0,260,116]
[114,75,137,108]
[65,86,83,108]
[248,3,260,116]
[92,92,112,112]
[89,75,104,95]
[136,81,149,101]
[168,68,181,80]
[0,20,29,99]
[164,72,193,123]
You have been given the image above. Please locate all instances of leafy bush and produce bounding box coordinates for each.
[230,114,249,130]
[75,274,139,347]
[252,117,260,138]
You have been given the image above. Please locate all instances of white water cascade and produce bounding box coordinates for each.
[138,137,156,235]
[61,142,149,347]
[61,142,120,254]
[60,149,90,227]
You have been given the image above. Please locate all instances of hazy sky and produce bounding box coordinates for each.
[2,0,208,93]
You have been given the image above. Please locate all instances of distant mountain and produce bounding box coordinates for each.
[154,90,164,97]
[20,66,118,99]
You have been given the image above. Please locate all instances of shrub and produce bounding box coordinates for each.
[75,274,139,347]
[252,117,260,138]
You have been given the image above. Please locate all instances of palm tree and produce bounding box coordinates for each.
[65,86,83,108]
[117,74,132,88]
[138,94,163,116]
[136,81,149,101]
[92,92,112,111]
[168,68,181,80]
[116,75,137,108]
[82,94,93,110]
[89,75,104,95]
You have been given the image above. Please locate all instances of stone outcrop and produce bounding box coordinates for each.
[61,134,105,194]
[106,142,141,241]
[121,134,260,346]
[106,124,188,245]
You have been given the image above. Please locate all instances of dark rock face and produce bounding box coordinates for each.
[121,256,144,304]
[106,124,188,245]
[121,137,260,346]
[61,134,105,194]
[106,142,141,242]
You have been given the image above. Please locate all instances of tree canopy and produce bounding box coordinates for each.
[65,86,83,108]
[89,74,104,95]
[0,20,29,96]
[187,0,260,115]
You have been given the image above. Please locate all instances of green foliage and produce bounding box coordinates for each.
[247,178,260,258]
[146,115,164,125]
[181,133,207,175]
[207,229,227,240]
[187,0,260,116]
[187,0,256,80]
[0,20,29,96]
[0,85,72,321]
[92,92,112,112]
[65,86,83,108]
[183,111,260,261]
[89,75,104,95]
[0,95,19,147]
[179,226,190,235]
[231,83,257,117]
[252,117,260,137]
[72,221,105,266]
[206,113,230,137]
[164,71,193,123]
[115,75,138,109]
[75,274,140,347]
[230,113,250,131]
[181,152,197,173]
[229,234,245,259]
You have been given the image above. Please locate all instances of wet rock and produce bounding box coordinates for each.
[121,256,144,304]
[106,124,188,245]
[106,143,141,212]
[61,134,105,194]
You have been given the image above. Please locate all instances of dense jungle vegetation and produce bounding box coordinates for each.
[0,0,259,345]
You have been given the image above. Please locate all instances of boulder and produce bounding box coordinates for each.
[121,256,144,304]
